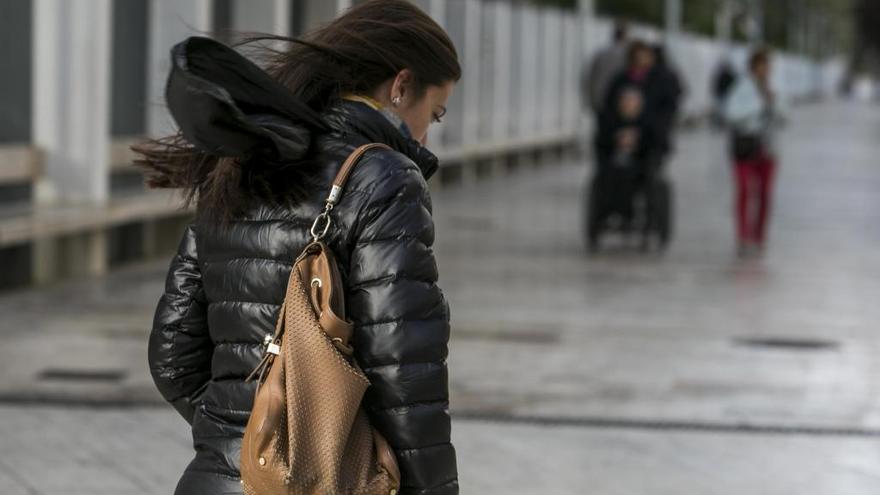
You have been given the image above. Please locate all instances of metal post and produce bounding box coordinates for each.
[578,0,595,62]
[577,1,595,139]
[578,0,594,16]
[665,0,682,35]
[492,1,512,143]
[786,0,799,53]
[548,11,564,131]
[562,14,579,133]
[429,0,445,21]
[715,0,734,45]
[665,0,682,58]
[519,6,539,138]
[232,0,291,35]
[462,0,481,146]
[750,0,764,43]
[425,0,447,149]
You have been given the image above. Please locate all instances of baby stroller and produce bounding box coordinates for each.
[585,86,672,252]
[585,153,672,252]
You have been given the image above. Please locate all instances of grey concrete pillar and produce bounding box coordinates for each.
[665,0,682,35]
[461,0,481,146]
[301,0,338,28]
[231,0,291,35]
[716,0,732,44]
[664,0,682,58]
[425,0,448,149]
[747,0,764,43]
[146,0,213,137]
[32,0,112,206]
[31,0,113,284]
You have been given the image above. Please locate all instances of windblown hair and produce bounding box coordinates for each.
[133,0,460,226]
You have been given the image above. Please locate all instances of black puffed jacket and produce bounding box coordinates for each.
[148,37,457,495]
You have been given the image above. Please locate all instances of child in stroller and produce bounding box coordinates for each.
[587,86,670,251]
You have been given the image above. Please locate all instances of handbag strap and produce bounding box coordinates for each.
[248,142,392,384]
[310,143,391,241]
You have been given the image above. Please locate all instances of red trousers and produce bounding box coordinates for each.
[733,153,776,245]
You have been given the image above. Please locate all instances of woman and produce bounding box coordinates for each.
[722,48,785,257]
[135,1,461,493]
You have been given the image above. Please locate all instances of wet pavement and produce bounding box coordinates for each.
[2,101,880,494]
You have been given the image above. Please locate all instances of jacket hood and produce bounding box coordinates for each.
[166,36,329,161]
[165,36,438,180]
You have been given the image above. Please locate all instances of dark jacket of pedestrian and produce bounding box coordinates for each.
[594,89,658,170]
[136,2,461,494]
[602,43,684,158]
[603,71,661,148]
[582,22,629,113]
[649,45,685,154]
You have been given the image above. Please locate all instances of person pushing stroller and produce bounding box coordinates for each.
[586,39,673,252]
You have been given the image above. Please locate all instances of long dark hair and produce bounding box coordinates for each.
[134,0,461,225]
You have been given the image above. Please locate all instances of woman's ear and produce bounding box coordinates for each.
[390,69,414,107]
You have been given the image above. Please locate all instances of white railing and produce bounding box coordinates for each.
[7,0,844,205]
[416,0,842,162]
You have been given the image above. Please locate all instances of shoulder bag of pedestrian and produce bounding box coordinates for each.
[240,143,402,495]
[731,132,763,162]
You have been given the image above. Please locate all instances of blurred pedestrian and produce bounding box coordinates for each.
[710,55,737,127]
[583,21,629,115]
[588,41,674,250]
[722,47,786,257]
[133,1,460,493]
[650,43,685,159]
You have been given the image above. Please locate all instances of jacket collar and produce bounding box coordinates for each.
[322,99,439,181]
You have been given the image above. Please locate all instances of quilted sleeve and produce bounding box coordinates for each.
[148,222,213,424]
[346,155,458,495]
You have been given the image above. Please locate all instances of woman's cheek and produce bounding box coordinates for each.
[414,119,429,144]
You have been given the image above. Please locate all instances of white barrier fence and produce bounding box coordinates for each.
[1,0,845,201]
[414,0,843,162]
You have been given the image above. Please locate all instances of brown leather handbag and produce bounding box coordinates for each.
[241,143,401,495]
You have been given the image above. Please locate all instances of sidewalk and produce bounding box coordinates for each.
[2,101,880,494]
[2,404,879,495]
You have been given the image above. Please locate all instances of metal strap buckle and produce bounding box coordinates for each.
[310,204,333,241]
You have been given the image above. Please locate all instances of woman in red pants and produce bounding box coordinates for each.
[722,48,786,257]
